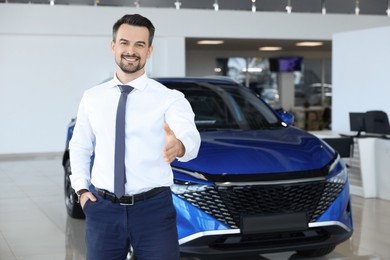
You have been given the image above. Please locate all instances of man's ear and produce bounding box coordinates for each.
[147,45,153,59]
[110,40,115,54]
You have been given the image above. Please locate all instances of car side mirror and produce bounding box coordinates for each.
[277,110,294,126]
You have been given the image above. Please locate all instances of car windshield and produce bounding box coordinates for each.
[165,81,283,131]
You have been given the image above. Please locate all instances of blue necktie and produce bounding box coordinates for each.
[114,85,134,198]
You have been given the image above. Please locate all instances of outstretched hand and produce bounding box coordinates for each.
[163,123,185,163]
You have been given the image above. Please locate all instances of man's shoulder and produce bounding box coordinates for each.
[147,78,183,97]
[146,77,164,88]
[85,78,115,95]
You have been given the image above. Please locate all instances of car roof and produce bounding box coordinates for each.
[155,76,240,86]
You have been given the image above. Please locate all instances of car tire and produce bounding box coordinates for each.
[64,159,85,219]
[296,245,336,257]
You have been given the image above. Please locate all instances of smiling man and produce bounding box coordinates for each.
[69,14,201,260]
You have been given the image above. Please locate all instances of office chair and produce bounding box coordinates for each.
[349,112,365,137]
[364,110,390,135]
[323,137,354,158]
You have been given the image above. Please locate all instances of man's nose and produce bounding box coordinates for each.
[123,44,136,55]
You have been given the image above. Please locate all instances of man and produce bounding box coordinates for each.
[70,14,201,260]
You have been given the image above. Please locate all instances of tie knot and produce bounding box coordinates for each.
[118,85,133,94]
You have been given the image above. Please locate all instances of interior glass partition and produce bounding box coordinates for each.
[216,57,332,130]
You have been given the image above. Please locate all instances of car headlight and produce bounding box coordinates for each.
[327,154,348,185]
[170,166,210,195]
[171,181,209,195]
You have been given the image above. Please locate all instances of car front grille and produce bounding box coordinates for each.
[175,181,344,229]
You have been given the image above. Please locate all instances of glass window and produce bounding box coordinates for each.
[217,57,332,109]
[165,82,282,131]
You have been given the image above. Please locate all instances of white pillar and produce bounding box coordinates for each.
[278,72,295,111]
[148,36,186,77]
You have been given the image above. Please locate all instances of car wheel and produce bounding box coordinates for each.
[296,245,336,257]
[64,159,85,219]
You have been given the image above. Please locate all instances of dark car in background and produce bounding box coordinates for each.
[62,77,352,258]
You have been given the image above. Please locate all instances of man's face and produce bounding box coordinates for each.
[111,24,152,76]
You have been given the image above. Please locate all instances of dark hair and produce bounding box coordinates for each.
[112,14,155,46]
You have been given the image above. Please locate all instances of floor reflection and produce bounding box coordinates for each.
[64,196,390,260]
[65,217,86,260]
[3,158,387,260]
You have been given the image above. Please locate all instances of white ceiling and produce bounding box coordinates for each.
[3,0,387,55]
[186,38,332,54]
[2,0,390,16]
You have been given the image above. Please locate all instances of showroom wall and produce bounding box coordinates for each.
[1,3,390,155]
[332,25,390,132]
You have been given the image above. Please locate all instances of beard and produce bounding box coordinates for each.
[117,55,146,74]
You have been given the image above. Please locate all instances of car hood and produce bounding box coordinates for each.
[172,127,334,175]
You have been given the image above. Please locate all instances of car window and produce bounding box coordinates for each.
[165,81,283,131]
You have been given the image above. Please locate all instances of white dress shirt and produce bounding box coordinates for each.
[69,73,201,195]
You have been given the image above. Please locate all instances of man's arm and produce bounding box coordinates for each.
[164,94,201,162]
[69,93,95,194]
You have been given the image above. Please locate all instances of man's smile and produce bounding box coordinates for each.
[122,55,139,63]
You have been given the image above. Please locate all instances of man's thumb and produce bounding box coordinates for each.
[163,123,173,135]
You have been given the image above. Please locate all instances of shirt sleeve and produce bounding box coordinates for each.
[69,92,95,192]
[165,91,201,162]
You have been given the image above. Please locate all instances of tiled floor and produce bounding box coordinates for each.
[0,156,389,260]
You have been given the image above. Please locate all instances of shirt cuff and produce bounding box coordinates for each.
[177,134,199,162]
[70,177,90,194]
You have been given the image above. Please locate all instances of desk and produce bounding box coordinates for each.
[358,138,390,200]
[310,131,390,200]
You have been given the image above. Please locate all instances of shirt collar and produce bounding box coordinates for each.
[111,73,148,91]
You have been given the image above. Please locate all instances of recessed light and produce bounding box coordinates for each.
[242,68,263,73]
[197,40,224,45]
[259,46,282,51]
[296,41,323,47]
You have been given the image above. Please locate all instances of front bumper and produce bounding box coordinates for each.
[178,221,352,256]
[173,177,353,256]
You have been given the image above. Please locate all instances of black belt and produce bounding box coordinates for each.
[96,187,169,206]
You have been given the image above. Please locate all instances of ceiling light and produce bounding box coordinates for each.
[252,0,256,13]
[174,0,181,10]
[49,0,54,6]
[197,40,224,45]
[259,46,282,51]
[355,0,360,15]
[321,0,326,15]
[242,68,263,73]
[213,0,219,11]
[296,41,323,47]
[285,0,292,14]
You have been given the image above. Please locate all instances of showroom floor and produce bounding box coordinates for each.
[0,156,389,260]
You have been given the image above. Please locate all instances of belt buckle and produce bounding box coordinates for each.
[119,195,134,206]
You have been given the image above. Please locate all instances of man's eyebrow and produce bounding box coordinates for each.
[118,39,146,45]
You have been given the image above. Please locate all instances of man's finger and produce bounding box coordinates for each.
[86,192,97,202]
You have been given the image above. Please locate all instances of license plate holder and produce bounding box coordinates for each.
[240,212,308,234]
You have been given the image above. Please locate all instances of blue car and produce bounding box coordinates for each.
[62,77,352,258]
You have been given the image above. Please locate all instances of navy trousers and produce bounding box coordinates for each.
[83,188,180,260]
